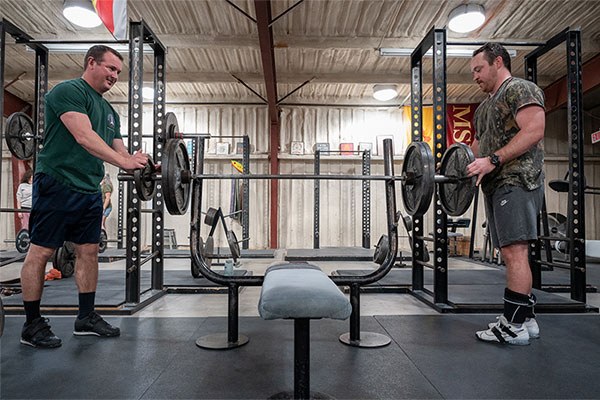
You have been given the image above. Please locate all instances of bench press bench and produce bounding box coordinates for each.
[258,263,352,399]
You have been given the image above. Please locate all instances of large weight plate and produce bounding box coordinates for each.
[15,229,30,253]
[5,112,35,160]
[438,143,476,216]
[134,156,156,201]
[165,112,180,139]
[163,139,191,215]
[401,142,435,216]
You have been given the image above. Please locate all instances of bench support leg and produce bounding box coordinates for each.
[294,318,310,400]
[339,284,391,348]
[195,284,249,350]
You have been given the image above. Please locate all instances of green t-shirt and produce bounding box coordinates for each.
[37,78,122,193]
[473,77,545,196]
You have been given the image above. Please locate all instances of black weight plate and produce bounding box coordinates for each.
[53,243,76,278]
[204,207,219,227]
[163,139,191,215]
[99,229,108,253]
[373,234,389,265]
[438,143,476,216]
[226,230,241,260]
[134,156,156,201]
[165,112,180,139]
[15,229,30,253]
[5,112,35,160]
[401,142,435,216]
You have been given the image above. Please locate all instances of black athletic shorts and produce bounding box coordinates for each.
[29,173,103,248]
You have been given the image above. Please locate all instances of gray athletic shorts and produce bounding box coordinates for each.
[484,184,544,249]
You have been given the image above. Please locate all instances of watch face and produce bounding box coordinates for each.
[490,154,500,167]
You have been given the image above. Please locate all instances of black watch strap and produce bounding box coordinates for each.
[489,153,501,168]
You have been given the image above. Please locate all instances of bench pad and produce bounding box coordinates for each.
[258,263,352,320]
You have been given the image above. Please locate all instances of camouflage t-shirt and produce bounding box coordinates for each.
[473,77,545,196]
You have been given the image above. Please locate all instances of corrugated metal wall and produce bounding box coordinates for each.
[2,105,599,253]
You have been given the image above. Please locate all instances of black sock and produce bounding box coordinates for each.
[23,300,41,324]
[503,288,531,324]
[77,292,96,319]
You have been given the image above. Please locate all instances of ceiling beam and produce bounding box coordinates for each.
[15,34,600,52]
[544,53,600,113]
[255,0,280,249]
[4,68,556,86]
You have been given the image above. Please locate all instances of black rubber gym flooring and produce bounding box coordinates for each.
[1,314,599,399]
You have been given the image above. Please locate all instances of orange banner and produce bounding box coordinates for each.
[446,104,477,147]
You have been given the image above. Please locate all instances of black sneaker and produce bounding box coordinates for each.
[21,317,62,348]
[73,311,120,337]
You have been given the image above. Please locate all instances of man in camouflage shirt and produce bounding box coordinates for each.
[467,43,545,345]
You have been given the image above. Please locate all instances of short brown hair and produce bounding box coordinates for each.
[472,43,512,73]
[83,45,123,70]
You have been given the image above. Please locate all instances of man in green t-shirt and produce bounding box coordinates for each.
[20,45,149,349]
[467,43,545,346]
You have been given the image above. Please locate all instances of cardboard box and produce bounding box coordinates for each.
[449,235,471,256]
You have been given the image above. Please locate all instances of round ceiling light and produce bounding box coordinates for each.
[63,0,103,28]
[373,84,398,101]
[448,4,486,34]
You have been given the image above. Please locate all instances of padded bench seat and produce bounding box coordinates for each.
[259,263,351,320]
[258,263,351,399]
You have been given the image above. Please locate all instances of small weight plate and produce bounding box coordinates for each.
[15,229,30,253]
[134,156,156,201]
[99,229,108,253]
[204,207,220,227]
[226,230,241,260]
[373,234,389,265]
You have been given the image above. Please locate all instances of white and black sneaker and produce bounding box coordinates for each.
[488,316,539,339]
[476,315,530,345]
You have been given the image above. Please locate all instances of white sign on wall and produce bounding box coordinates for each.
[592,129,600,144]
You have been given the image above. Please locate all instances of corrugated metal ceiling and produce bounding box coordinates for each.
[1,0,599,106]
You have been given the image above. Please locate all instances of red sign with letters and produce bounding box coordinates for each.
[592,130,600,144]
[446,104,477,147]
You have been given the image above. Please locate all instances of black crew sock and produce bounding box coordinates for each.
[503,288,531,324]
[23,300,42,324]
[77,292,96,319]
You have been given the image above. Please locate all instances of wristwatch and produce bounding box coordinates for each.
[489,153,501,169]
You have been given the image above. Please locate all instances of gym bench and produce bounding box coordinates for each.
[258,263,352,399]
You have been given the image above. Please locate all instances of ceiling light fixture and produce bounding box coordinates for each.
[373,84,398,101]
[63,0,103,28]
[448,4,486,33]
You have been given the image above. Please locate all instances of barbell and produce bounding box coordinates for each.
[119,137,476,217]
